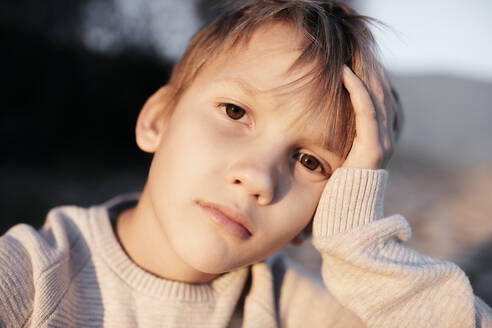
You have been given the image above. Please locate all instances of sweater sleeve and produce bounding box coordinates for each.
[312,167,492,328]
[0,208,89,328]
[0,225,36,327]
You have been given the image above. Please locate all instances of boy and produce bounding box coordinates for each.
[1,1,490,327]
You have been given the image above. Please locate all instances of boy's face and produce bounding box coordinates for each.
[139,23,343,275]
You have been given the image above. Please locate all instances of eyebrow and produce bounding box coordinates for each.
[299,135,338,159]
[213,78,263,97]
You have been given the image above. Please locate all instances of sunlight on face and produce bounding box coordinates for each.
[143,22,344,277]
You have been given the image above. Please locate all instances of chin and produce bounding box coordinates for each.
[183,248,245,275]
[171,229,250,274]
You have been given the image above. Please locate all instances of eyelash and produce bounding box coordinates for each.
[293,152,326,175]
[218,103,250,124]
[218,102,328,176]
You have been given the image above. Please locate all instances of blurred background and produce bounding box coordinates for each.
[1,0,491,303]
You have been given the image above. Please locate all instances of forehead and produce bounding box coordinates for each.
[204,23,308,94]
[194,23,328,133]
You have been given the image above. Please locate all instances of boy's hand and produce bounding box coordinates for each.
[341,65,397,169]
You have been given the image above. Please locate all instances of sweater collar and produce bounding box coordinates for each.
[88,194,250,302]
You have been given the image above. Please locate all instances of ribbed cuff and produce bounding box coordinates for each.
[313,167,388,238]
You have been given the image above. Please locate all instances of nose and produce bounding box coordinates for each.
[225,155,277,206]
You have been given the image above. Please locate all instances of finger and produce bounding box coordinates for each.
[388,86,403,142]
[368,67,388,130]
[342,66,379,148]
[368,67,397,165]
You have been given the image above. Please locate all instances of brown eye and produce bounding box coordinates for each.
[299,154,320,171]
[225,104,246,120]
[301,154,319,170]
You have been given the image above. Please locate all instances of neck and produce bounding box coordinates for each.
[116,188,220,284]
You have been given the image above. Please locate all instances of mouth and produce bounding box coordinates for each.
[197,201,254,239]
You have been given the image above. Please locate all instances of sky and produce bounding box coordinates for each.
[355,0,492,81]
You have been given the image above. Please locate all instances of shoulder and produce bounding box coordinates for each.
[0,203,103,292]
[0,204,95,327]
[1,192,139,276]
[0,194,138,327]
[2,204,94,273]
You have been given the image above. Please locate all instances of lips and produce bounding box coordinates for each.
[197,201,254,239]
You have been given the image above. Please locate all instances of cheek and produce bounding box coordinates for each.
[263,184,323,243]
[155,114,220,173]
[284,176,325,218]
[147,107,243,203]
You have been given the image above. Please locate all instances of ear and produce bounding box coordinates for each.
[135,85,172,153]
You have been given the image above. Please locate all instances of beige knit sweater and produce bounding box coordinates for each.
[1,168,491,328]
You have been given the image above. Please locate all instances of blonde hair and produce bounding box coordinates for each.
[164,0,400,158]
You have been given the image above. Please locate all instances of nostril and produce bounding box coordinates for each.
[233,179,241,184]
